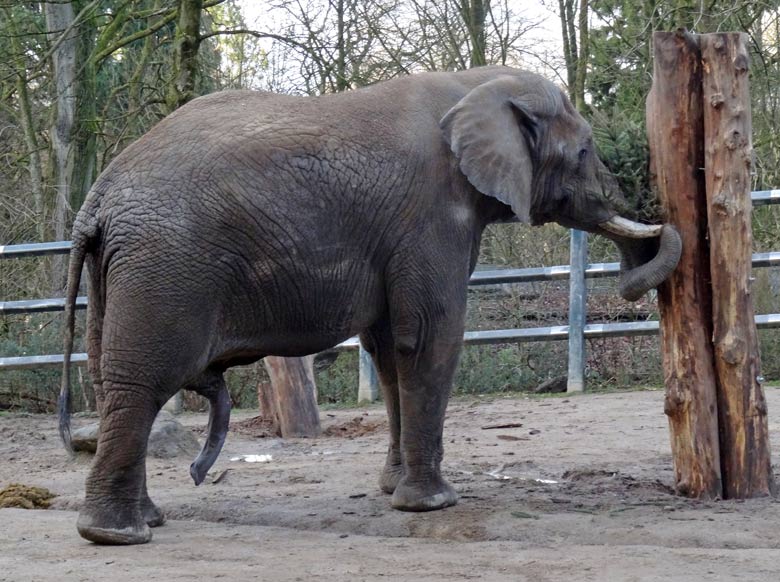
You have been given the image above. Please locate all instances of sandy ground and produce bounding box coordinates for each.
[2,388,780,581]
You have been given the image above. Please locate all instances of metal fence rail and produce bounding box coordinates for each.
[5,252,780,316]
[6,314,780,372]
[0,241,71,258]
[3,190,780,383]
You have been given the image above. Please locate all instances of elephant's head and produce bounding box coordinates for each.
[440,73,681,301]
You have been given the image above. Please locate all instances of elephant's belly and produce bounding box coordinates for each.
[222,264,385,358]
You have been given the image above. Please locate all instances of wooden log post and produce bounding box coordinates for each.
[257,377,281,436]
[261,356,321,438]
[648,31,723,498]
[700,33,774,498]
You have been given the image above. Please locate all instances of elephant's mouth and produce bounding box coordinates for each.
[597,217,682,301]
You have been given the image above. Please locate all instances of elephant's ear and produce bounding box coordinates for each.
[440,76,542,224]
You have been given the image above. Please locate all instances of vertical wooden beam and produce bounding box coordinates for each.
[567,229,587,393]
[700,32,774,498]
[648,30,722,498]
[257,378,281,436]
[262,356,321,438]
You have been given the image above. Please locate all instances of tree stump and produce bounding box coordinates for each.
[701,32,774,498]
[260,356,321,438]
[648,30,723,498]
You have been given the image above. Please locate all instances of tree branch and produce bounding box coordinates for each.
[91,0,227,65]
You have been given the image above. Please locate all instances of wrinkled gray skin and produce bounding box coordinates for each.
[59,67,681,545]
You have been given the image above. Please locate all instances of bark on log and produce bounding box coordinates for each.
[700,33,774,498]
[262,356,321,438]
[648,31,723,498]
[257,379,280,435]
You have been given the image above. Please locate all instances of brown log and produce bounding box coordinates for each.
[648,31,723,498]
[262,356,321,438]
[700,33,775,498]
[257,379,281,436]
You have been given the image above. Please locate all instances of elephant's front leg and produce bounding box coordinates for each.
[77,380,160,545]
[389,295,465,511]
[361,319,403,494]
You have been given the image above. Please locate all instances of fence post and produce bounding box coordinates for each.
[567,229,587,393]
[358,342,379,403]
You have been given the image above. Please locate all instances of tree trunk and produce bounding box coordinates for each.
[648,31,722,499]
[700,32,774,498]
[44,1,78,290]
[7,12,45,240]
[459,0,487,68]
[573,0,588,112]
[335,0,349,91]
[262,356,321,438]
[167,0,203,112]
[558,0,577,99]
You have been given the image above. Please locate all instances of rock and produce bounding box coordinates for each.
[71,410,200,459]
[71,424,99,453]
[148,411,201,458]
[532,376,568,394]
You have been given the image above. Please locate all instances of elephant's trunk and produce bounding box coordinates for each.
[607,224,682,302]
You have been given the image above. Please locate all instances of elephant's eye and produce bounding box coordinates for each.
[578,148,588,162]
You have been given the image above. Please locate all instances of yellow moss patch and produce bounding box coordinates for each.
[0,483,56,509]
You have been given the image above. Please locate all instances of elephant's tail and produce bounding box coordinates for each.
[59,212,98,454]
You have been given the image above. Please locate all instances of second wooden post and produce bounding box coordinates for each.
[648,30,723,498]
[701,32,774,498]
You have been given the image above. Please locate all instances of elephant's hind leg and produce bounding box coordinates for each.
[360,318,403,494]
[77,376,163,545]
[87,309,164,530]
[140,472,165,527]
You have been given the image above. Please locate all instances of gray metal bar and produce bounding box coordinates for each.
[469,262,619,285]
[0,188,774,260]
[460,320,662,345]
[0,353,88,370]
[751,252,780,268]
[751,190,780,206]
[567,230,588,392]
[0,297,87,314]
[3,251,780,316]
[0,241,71,258]
[8,314,780,371]
[357,342,380,403]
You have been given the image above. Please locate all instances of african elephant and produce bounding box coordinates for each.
[59,66,681,545]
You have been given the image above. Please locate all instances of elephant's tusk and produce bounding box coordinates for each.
[599,216,663,239]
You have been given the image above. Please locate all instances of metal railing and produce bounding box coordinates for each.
[3,190,780,396]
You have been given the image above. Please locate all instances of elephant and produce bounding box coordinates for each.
[59,65,681,545]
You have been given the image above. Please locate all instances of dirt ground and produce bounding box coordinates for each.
[3,388,780,581]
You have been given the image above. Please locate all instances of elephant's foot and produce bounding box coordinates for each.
[379,463,404,494]
[77,504,152,545]
[391,474,458,512]
[140,495,165,528]
[379,448,404,494]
